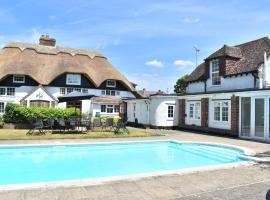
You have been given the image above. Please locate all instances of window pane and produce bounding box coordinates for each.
[211,60,221,85]
[241,97,251,137]
[0,102,4,113]
[101,90,105,95]
[101,105,106,112]
[13,75,25,83]
[106,90,110,95]
[189,104,194,118]
[114,105,120,113]
[82,89,88,93]
[60,88,66,95]
[255,98,265,137]
[214,102,220,121]
[111,90,116,96]
[107,105,113,113]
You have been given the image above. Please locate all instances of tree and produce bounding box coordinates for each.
[174,74,189,94]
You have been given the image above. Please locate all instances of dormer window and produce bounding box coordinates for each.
[13,75,25,83]
[66,74,81,85]
[210,60,221,85]
[106,80,116,88]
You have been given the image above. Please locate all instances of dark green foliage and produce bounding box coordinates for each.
[0,116,4,128]
[3,103,80,123]
[174,74,189,94]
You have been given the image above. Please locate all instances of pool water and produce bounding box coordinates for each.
[0,141,249,185]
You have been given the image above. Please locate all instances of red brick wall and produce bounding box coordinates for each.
[178,99,185,126]
[231,95,239,135]
[201,98,209,127]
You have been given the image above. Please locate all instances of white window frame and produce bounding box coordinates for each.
[168,105,174,118]
[100,104,119,114]
[213,100,230,122]
[188,102,201,120]
[106,80,116,88]
[13,75,25,83]
[210,59,221,86]
[101,90,120,96]
[66,74,81,85]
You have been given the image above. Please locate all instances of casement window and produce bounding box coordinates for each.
[7,88,15,96]
[0,102,4,113]
[106,80,116,88]
[101,104,120,113]
[189,102,201,120]
[13,75,25,83]
[60,88,66,95]
[101,90,120,96]
[211,60,221,85]
[214,101,229,122]
[0,88,5,95]
[168,105,174,118]
[0,87,15,96]
[66,74,81,85]
[60,88,88,95]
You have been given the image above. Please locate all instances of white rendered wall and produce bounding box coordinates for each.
[186,82,205,94]
[149,97,179,127]
[127,100,149,125]
[206,74,254,92]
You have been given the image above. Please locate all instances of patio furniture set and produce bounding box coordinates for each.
[26,117,129,135]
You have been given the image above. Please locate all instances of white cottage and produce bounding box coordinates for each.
[0,35,136,116]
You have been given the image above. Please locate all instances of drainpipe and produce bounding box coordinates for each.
[264,52,268,88]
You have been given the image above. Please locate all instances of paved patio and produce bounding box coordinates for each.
[0,129,269,200]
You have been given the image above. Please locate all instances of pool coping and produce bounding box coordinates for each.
[0,140,261,191]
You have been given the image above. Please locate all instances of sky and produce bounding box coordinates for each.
[0,0,270,92]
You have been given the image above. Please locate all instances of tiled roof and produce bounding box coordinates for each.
[187,37,270,82]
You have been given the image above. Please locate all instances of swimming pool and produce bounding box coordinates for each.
[0,141,251,185]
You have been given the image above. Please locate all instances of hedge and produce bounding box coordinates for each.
[3,103,80,124]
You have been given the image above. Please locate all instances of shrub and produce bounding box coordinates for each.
[0,116,4,128]
[3,103,80,124]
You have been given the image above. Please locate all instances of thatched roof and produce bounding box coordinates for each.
[0,39,135,91]
[188,37,270,82]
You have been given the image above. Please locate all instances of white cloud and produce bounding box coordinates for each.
[182,17,200,24]
[145,60,164,68]
[0,35,5,40]
[113,39,120,46]
[173,60,193,68]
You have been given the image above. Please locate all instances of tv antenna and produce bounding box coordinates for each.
[193,46,200,67]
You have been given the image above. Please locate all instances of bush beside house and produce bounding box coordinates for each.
[3,103,80,124]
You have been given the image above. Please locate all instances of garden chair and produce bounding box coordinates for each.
[57,118,66,132]
[26,118,46,135]
[113,120,129,134]
[92,118,101,130]
[43,118,55,131]
[101,118,114,131]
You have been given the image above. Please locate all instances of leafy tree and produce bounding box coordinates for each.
[174,74,189,94]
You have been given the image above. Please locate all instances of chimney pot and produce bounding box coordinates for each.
[39,35,56,47]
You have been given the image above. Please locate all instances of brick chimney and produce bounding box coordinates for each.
[39,35,56,47]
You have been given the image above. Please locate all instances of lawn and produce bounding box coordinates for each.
[0,128,162,140]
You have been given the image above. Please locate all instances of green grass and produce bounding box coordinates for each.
[0,128,162,140]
